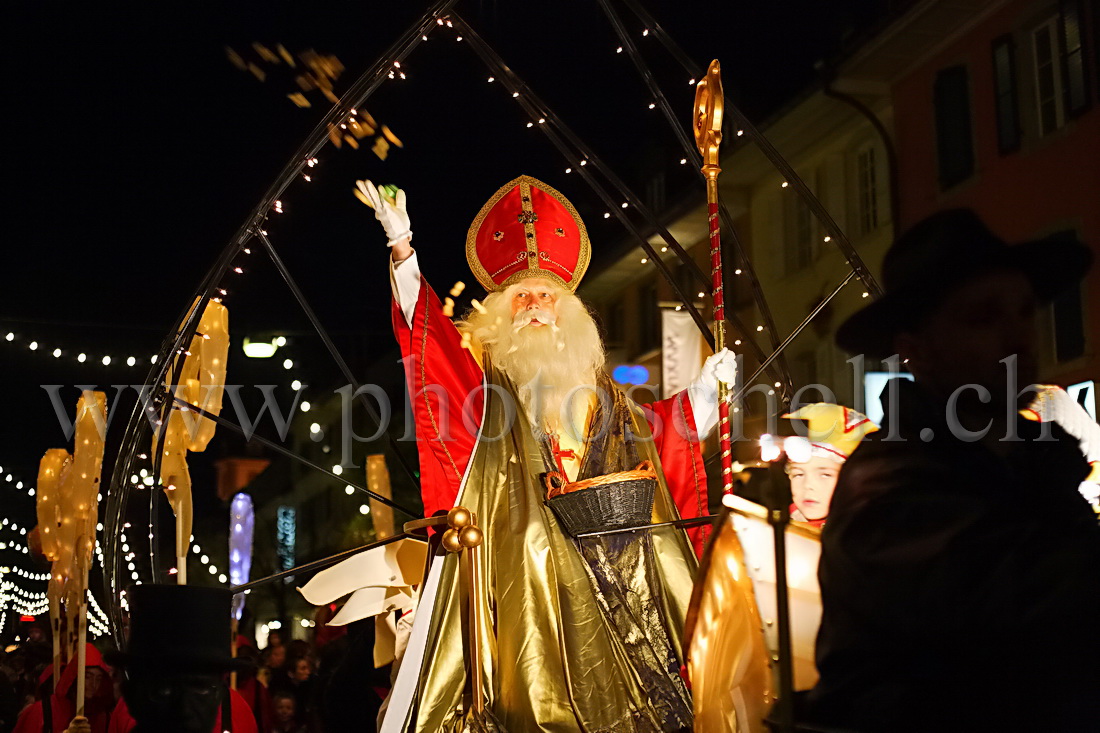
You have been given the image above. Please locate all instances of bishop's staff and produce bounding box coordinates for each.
[694,61,734,497]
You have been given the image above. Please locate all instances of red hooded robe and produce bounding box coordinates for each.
[13,645,115,733]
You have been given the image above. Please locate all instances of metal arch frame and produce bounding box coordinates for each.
[102,0,870,647]
[103,0,459,647]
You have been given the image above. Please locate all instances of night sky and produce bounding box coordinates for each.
[2,0,895,509]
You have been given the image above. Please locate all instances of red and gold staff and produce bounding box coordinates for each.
[694,60,736,500]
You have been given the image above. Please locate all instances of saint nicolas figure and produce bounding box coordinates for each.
[359,175,734,732]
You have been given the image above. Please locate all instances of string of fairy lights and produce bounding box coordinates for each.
[2,261,318,604]
[1,327,312,401]
[432,12,809,395]
[0,464,111,637]
[16,2,880,628]
[1,330,160,368]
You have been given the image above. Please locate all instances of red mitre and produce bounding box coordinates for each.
[466,175,590,292]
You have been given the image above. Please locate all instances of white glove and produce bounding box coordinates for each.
[355,179,412,247]
[1027,385,1100,463]
[687,348,738,437]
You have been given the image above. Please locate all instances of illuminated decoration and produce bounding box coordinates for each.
[242,336,279,358]
[684,494,823,728]
[0,461,109,639]
[1,330,157,368]
[228,493,254,619]
[276,506,296,576]
[365,455,395,539]
[157,298,229,585]
[611,364,649,385]
[36,391,107,703]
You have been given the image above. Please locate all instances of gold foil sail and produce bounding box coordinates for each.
[277,44,295,67]
[381,125,404,148]
[251,42,279,64]
[372,137,390,160]
[287,93,312,108]
[225,47,247,71]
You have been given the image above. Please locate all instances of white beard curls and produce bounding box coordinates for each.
[456,282,606,431]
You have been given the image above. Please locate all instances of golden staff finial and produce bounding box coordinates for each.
[694,60,724,189]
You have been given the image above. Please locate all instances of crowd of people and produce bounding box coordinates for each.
[0,600,388,733]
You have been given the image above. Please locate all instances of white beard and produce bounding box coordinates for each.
[456,287,605,433]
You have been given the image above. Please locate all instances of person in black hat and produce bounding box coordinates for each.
[106,585,257,733]
[806,209,1100,731]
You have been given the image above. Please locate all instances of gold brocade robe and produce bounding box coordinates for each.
[394,363,698,732]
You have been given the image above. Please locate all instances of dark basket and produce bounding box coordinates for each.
[546,477,656,537]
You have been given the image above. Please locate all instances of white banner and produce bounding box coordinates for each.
[661,309,704,399]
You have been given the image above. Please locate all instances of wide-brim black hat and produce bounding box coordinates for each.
[836,209,1091,357]
[106,585,251,673]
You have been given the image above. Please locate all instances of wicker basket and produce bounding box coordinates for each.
[545,462,656,536]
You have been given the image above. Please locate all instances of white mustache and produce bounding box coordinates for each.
[512,308,556,331]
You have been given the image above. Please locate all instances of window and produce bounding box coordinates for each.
[933,65,974,188]
[856,146,879,234]
[1052,282,1086,362]
[992,35,1022,153]
[1034,17,1066,135]
[784,191,815,273]
[1059,0,1091,116]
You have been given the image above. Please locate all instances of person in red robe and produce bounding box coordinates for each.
[106,689,256,733]
[358,176,735,732]
[13,645,115,733]
[365,175,732,554]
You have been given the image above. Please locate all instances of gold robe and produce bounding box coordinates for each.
[389,364,698,731]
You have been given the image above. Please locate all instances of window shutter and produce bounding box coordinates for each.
[1059,0,1092,116]
[933,65,974,189]
[991,35,1022,153]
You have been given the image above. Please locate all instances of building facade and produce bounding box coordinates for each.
[582,0,1098,472]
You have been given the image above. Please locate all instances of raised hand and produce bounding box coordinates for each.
[355,179,412,250]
